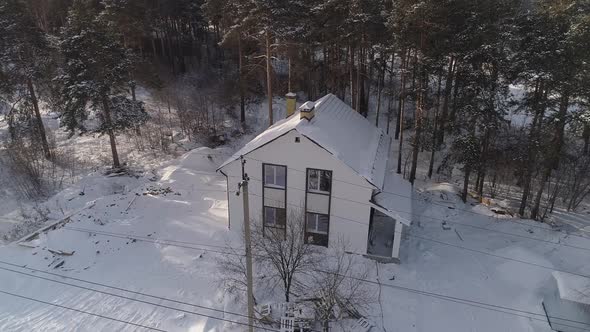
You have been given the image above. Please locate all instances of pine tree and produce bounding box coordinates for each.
[520,0,590,219]
[59,0,137,169]
[0,0,53,158]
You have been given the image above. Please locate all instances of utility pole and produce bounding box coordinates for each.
[239,155,255,332]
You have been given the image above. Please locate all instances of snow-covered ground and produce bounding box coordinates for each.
[0,142,589,331]
[1,91,589,331]
[0,87,286,245]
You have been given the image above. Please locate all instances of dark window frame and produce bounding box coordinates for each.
[263,163,287,189]
[262,163,287,239]
[306,168,333,195]
[305,212,330,247]
[264,206,287,228]
[304,167,333,247]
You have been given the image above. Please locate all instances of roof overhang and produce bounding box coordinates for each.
[369,200,411,226]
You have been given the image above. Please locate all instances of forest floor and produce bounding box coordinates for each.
[0,90,589,331]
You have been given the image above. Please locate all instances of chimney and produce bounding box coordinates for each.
[286,92,296,118]
[299,101,315,121]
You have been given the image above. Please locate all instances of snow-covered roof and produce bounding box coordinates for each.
[553,272,590,305]
[371,170,413,226]
[218,94,391,189]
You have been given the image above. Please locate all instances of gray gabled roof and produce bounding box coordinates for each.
[218,94,391,189]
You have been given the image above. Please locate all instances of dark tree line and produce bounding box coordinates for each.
[1,0,589,219]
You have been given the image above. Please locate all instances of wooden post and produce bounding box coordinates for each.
[240,156,254,332]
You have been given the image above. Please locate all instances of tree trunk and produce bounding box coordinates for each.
[395,49,409,140]
[265,29,273,127]
[238,34,246,125]
[363,47,373,115]
[375,57,385,127]
[449,67,461,123]
[151,34,157,58]
[518,79,544,217]
[531,89,569,220]
[386,53,395,134]
[531,166,550,220]
[477,171,486,199]
[130,83,141,137]
[476,129,491,200]
[27,78,51,159]
[409,29,425,186]
[396,49,411,174]
[355,46,362,112]
[101,94,121,169]
[409,68,424,185]
[428,73,443,178]
[349,45,355,108]
[288,57,292,92]
[583,124,589,155]
[437,57,455,147]
[462,165,471,203]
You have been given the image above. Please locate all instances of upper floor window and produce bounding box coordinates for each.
[307,169,332,194]
[264,164,286,188]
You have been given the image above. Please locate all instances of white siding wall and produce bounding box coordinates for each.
[306,193,330,214]
[264,187,285,208]
[221,130,375,255]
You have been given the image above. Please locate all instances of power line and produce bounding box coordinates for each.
[316,269,590,331]
[0,260,250,321]
[63,226,245,257]
[246,187,590,253]
[66,216,590,282]
[56,225,590,328]
[0,265,279,331]
[3,150,586,329]
[405,232,590,279]
[238,155,590,241]
[0,289,167,332]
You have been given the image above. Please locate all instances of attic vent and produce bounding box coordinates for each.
[299,101,315,121]
[295,137,300,143]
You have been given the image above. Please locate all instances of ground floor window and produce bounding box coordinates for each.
[305,212,329,247]
[264,206,286,236]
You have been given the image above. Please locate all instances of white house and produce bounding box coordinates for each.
[217,93,412,262]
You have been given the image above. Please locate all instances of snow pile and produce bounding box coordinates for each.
[543,272,590,332]
[553,272,590,305]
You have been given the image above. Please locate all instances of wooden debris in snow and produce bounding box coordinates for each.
[17,242,38,249]
[455,229,464,241]
[14,201,96,246]
[47,248,75,256]
[125,195,138,211]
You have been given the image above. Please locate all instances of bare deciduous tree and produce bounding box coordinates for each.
[218,209,319,304]
[308,240,375,330]
[252,209,320,303]
[218,212,375,330]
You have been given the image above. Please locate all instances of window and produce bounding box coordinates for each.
[307,169,332,193]
[305,213,329,246]
[264,206,286,229]
[264,164,286,188]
